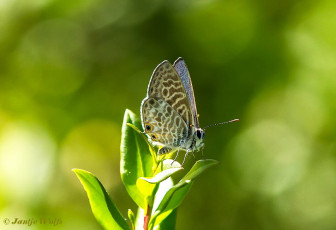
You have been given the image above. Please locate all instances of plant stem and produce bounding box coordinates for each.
[143,204,151,230]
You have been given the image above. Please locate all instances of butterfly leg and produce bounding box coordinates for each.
[171,148,180,165]
[181,149,191,165]
[201,146,205,159]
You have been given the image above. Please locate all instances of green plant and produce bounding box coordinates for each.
[73,109,218,230]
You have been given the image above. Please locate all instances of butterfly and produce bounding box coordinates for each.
[140,57,238,163]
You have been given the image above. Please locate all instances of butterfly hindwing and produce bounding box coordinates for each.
[141,97,188,151]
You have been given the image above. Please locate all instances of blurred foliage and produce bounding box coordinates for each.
[0,0,335,229]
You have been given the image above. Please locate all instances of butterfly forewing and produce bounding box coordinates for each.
[145,60,194,127]
[173,58,200,128]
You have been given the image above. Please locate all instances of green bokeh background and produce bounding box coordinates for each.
[1,0,335,229]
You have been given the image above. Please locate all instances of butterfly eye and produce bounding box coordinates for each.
[196,130,204,139]
[151,134,157,140]
[145,124,153,132]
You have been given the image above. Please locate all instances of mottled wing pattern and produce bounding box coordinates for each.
[146,60,194,127]
[141,97,188,152]
[173,57,199,128]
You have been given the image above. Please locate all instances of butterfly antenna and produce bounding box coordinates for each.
[203,119,239,130]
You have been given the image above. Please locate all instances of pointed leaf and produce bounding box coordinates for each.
[120,109,153,209]
[126,123,157,164]
[150,176,175,230]
[150,159,218,227]
[73,169,130,230]
[128,209,135,230]
[156,209,177,230]
[161,159,182,170]
[136,177,156,200]
[180,159,219,183]
[139,167,183,184]
[134,206,145,230]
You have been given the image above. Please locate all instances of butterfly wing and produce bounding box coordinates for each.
[145,60,194,127]
[141,97,188,151]
[173,57,200,128]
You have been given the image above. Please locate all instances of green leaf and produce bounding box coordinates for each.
[136,159,182,206]
[120,109,153,209]
[126,123,157,165]
[128,209,135,230]
[161,159,182,170]
[139,168,182,184]
[134,207,144,230]
[149,183,192,229]
[151,176,175,230]
[150,159,219,228]
[135,178,156,202]
[180,159,219,182]
[151,183,192,225]
[156,209,177,230]
[73,169,130,230]
[139,163,183,184]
